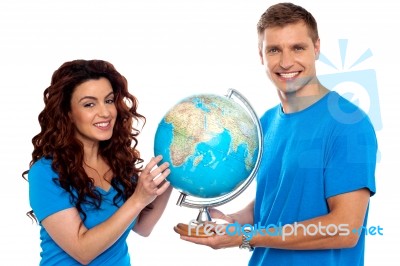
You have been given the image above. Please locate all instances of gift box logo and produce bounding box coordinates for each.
[318,39,382,131]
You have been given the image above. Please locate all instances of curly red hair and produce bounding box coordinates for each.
[24,59,145,221]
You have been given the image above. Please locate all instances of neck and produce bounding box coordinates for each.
[278,82,329,114]
[83,142,101,166]
[82,144,112,189]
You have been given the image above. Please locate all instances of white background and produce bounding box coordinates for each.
[1,0,398,265]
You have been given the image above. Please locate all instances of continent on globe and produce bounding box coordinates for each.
[154,93,259,198]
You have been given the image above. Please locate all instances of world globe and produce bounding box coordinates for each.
[154,91,261,199]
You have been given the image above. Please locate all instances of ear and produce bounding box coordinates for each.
[68,111,74,123]
[258,47,264,65]
[314,38,321,60]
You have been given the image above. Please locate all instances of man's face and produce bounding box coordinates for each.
[259,21,320,96]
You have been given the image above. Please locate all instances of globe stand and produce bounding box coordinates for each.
[173,205,213,237]
[173,194,214,237]
[172,89,264,238]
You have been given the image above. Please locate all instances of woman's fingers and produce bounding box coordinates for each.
[143,155,164,175]
[143,156,169,179]
[153,167,170,185]
[155,180,171,195]
[139,155,171,194]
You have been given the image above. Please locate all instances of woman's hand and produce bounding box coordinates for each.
[130,155,171,208]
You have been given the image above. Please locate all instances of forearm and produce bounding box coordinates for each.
[250,189,371,250]
[250,213,360,250]
[75,164,171,261]
[180,190,370,251]
[179,210,360,250]
[133,186,173,236]
[79,198,145,258]
[43,197,146,265]
[42,156,171,264]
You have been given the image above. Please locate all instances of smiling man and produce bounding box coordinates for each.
[179,3,378,266]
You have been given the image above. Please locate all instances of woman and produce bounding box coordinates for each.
[24,59,172,265]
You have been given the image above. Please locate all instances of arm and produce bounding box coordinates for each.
[41,156,170,265]
[181,188,370,250]
[250,188,370,249]
[133,185,173,237]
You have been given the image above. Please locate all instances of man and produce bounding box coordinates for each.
[180,2,377,265]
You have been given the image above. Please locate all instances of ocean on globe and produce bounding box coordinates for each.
[154,93,259,198]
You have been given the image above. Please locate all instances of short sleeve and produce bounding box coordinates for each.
[324,116,377,198]
[28,158,74,222]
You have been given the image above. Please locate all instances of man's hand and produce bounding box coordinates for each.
[179,222,242,250]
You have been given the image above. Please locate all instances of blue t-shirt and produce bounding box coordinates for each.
[249,91,377,266]
[29,158,136,265]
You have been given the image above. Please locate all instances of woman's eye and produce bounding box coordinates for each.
[106,99,114,104]
[84,103,94,108]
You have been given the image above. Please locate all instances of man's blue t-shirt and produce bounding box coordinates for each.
[249,91,377,266]
[29,158,136,265]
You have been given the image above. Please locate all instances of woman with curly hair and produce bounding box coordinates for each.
[24,59,172,265]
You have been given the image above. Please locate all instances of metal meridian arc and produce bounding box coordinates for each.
[176,88,264,209]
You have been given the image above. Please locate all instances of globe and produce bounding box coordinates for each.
[154,92,260,199]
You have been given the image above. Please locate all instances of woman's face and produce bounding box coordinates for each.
[68,77,117,147]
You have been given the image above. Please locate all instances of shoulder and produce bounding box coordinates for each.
[260,104,280,123]
[28,157,58,183]
[337,93,377,141]
[30,157,53,169]
[259,104,280,134]
[28,157,74,222]
[326,91,374,128]
[317,91,375,142]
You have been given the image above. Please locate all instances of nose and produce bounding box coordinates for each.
[279,51,294,69]
[98,103,111,118]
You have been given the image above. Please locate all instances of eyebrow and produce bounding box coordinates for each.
[265,42,309,50]
[78,91,114,103]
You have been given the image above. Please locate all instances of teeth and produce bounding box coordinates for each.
[280,72,298,79]
[95,122,109,127]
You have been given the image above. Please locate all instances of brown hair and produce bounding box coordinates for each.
[257,2,319,49]
[24,59,145,221]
